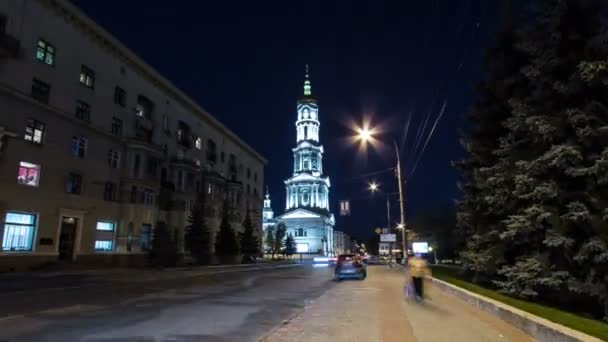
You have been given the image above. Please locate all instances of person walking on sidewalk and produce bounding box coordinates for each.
[408,254,430,301]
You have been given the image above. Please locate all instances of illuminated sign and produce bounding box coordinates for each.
[380,234,396,242]
[412,242,429,254]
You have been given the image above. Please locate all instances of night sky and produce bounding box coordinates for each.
[75,1,522,238]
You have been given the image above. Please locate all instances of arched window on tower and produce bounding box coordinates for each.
[296,228,307,237]
[304,126,308,140]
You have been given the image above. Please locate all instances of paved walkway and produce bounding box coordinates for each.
[262,266,536,342]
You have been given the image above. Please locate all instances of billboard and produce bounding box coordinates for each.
[380,233,396,242]
[412,242,429,254]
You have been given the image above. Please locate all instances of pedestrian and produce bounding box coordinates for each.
[408,254,430,301]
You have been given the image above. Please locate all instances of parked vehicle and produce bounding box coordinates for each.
[334,254,366,281]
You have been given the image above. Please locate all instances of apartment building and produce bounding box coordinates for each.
[0,0,266,271]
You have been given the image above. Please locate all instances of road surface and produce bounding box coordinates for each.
[0,263,334,341]
[0,263,536,341]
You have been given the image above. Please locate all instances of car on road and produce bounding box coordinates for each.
[334,254,366,281]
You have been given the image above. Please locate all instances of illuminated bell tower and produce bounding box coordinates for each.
[285,65,331,211]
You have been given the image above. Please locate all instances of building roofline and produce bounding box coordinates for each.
[50,0,266,164]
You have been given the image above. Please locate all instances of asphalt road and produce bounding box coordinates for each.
[0,263,335,341]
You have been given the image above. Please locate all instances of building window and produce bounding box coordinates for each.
[176,121,191,148]
[221,151,225,163]
[206,139,217,162]
[24,119,45,145]
[135,95,154,119]
[35,39,55,66]
[195,137,202,150]
[140,224,152,251]
[111,117,122,136]
[177,170,184,191]
[71,136,87,158]
[146,158,159,177]
[254,172,258,182]
[130,186,138,203]
[162,115,169,131]
[79,65,95,88]
[31,78,50,103]
[295,228,307,237]
[103,182,116,201]
[94,240,113,251]
[2,212,36,251]
[108,150,120,169]
[75,100,91,122]
[95,221,115,251]
[247,168,251,179]
[17,161,41,187]
[66,172,82,194]
[143,189,155,206]
[133,154,141,177]
[114,86,126,107]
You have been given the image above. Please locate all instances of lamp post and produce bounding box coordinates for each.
[356,127,408,262]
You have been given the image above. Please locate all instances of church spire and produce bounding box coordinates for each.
[303,64,311,96]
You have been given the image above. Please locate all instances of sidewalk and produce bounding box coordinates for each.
[262,266,536,342]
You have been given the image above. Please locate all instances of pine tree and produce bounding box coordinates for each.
[215,202,240,259]
[265,225,277,259]
[455,2,530,280]
[240,211,260,259]
[285,234,297,256]
[185,193,211,264]
[273,223,287,257]
[459,0,608,319]
[149,221,178,267]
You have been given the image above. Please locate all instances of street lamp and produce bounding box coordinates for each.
[368,181,379,192]
[355,123,408,261]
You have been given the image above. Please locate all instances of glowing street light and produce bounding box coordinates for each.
[368,181,379,192]
[358,127,372,142]
[352,120,408,260]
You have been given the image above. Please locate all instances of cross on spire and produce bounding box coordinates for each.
[304,64,311,96]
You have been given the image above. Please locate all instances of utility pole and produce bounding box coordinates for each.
[393,140,407,262]
[387,195,392,266]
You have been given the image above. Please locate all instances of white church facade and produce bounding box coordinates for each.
[263,68,335,255]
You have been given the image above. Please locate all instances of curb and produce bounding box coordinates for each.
[431,277,603,342]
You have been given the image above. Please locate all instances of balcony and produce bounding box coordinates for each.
[0,32,19,58]
[170,155,200,171]
[126,137,164,157]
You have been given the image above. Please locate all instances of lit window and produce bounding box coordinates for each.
[79,65,95,88]
[195,137,202,150]
[140,224,152,251]
[65,173,82,194]
[71,136,87,158]
[108,150,120,169]
[35,39,55,66]
[75,100,91,122]
[94,240,113,251]
[17,161,41,187]
[95,221,115,251]
[96,221,115,231]
[24,119,45,145]
[2,212,36,251]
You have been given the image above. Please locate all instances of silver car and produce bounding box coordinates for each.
[334,254,366,281]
